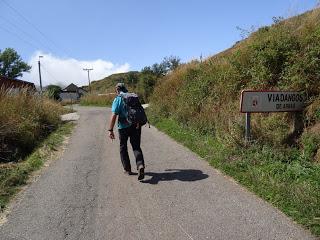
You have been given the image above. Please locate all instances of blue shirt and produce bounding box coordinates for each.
[111,93,131,129]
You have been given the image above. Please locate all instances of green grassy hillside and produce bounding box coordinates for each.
[88,71,156,103]
[151,8,320,144]
[148,8,320,236]
[89,71,140,94]
[87,56,181,104]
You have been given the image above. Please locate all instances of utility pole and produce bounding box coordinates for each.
[83,68,93,93]
[38,56,43,93]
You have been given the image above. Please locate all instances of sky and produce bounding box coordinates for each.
[0,0,318,87]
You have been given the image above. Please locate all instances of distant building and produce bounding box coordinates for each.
[59,83,87,102]
[0,75,36,93]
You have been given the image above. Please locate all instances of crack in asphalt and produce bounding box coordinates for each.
[58,166,99,240]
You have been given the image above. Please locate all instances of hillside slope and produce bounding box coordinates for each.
[89,71,140,93]
[151,8,320,143]
[148,8,320,236]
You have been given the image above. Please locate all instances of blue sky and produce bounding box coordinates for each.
[0,0,317,86]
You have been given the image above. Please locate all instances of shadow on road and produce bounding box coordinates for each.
[141,169,209,184]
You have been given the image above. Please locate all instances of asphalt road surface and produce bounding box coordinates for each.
[0,106,316,240]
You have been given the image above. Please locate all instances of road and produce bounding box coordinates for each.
[0,106,316,240]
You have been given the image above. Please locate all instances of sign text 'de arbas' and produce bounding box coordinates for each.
[240,91,305,113]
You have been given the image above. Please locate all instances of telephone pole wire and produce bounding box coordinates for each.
[83,68,93,93]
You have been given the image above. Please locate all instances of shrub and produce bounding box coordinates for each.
[0,88,64,162]
[300,131,320,162]
[150,8,320,146]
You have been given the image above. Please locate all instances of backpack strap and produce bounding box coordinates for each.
[116,93,129,124]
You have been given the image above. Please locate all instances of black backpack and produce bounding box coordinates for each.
[120,93,148,126]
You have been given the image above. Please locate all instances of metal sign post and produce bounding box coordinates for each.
[245,112,251,143]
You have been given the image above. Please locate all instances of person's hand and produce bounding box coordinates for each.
[108,130,115,140]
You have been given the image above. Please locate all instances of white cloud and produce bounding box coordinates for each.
[23,51,130,87]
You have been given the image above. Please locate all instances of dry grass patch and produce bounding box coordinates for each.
[0,88,65,162]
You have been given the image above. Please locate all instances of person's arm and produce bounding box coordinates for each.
[108,113,117,139]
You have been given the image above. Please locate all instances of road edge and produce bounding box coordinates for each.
[0,122,76,225]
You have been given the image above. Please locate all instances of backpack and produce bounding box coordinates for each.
[120,92,148,127]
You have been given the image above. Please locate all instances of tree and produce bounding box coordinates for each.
[137,72,157,103]
[137,56,181,101]
[141,56,181,78]
[127,71,139,86]
[141,66,153,74]
[46,85,62,101]
[163,55,181,71]
[151,63,167,77]
[0,48,31,79]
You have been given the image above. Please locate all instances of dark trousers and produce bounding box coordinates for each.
[118,125,144,171]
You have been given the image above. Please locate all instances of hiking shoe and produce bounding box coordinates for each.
[123,170,132,175]
[138,166,144,180]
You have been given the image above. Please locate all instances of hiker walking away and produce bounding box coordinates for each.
[108,83,146,180]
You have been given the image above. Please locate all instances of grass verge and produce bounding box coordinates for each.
[0,122,75,211]
[80,94,114,107]
[151,117,320,237]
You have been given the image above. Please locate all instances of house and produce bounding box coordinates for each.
[59,83,87,102]
[0,75,36,93]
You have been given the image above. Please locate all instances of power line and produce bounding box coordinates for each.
[0,15,56,53]
[1,0,72,57]
[0,24,39,50]
[41,64,61,84]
